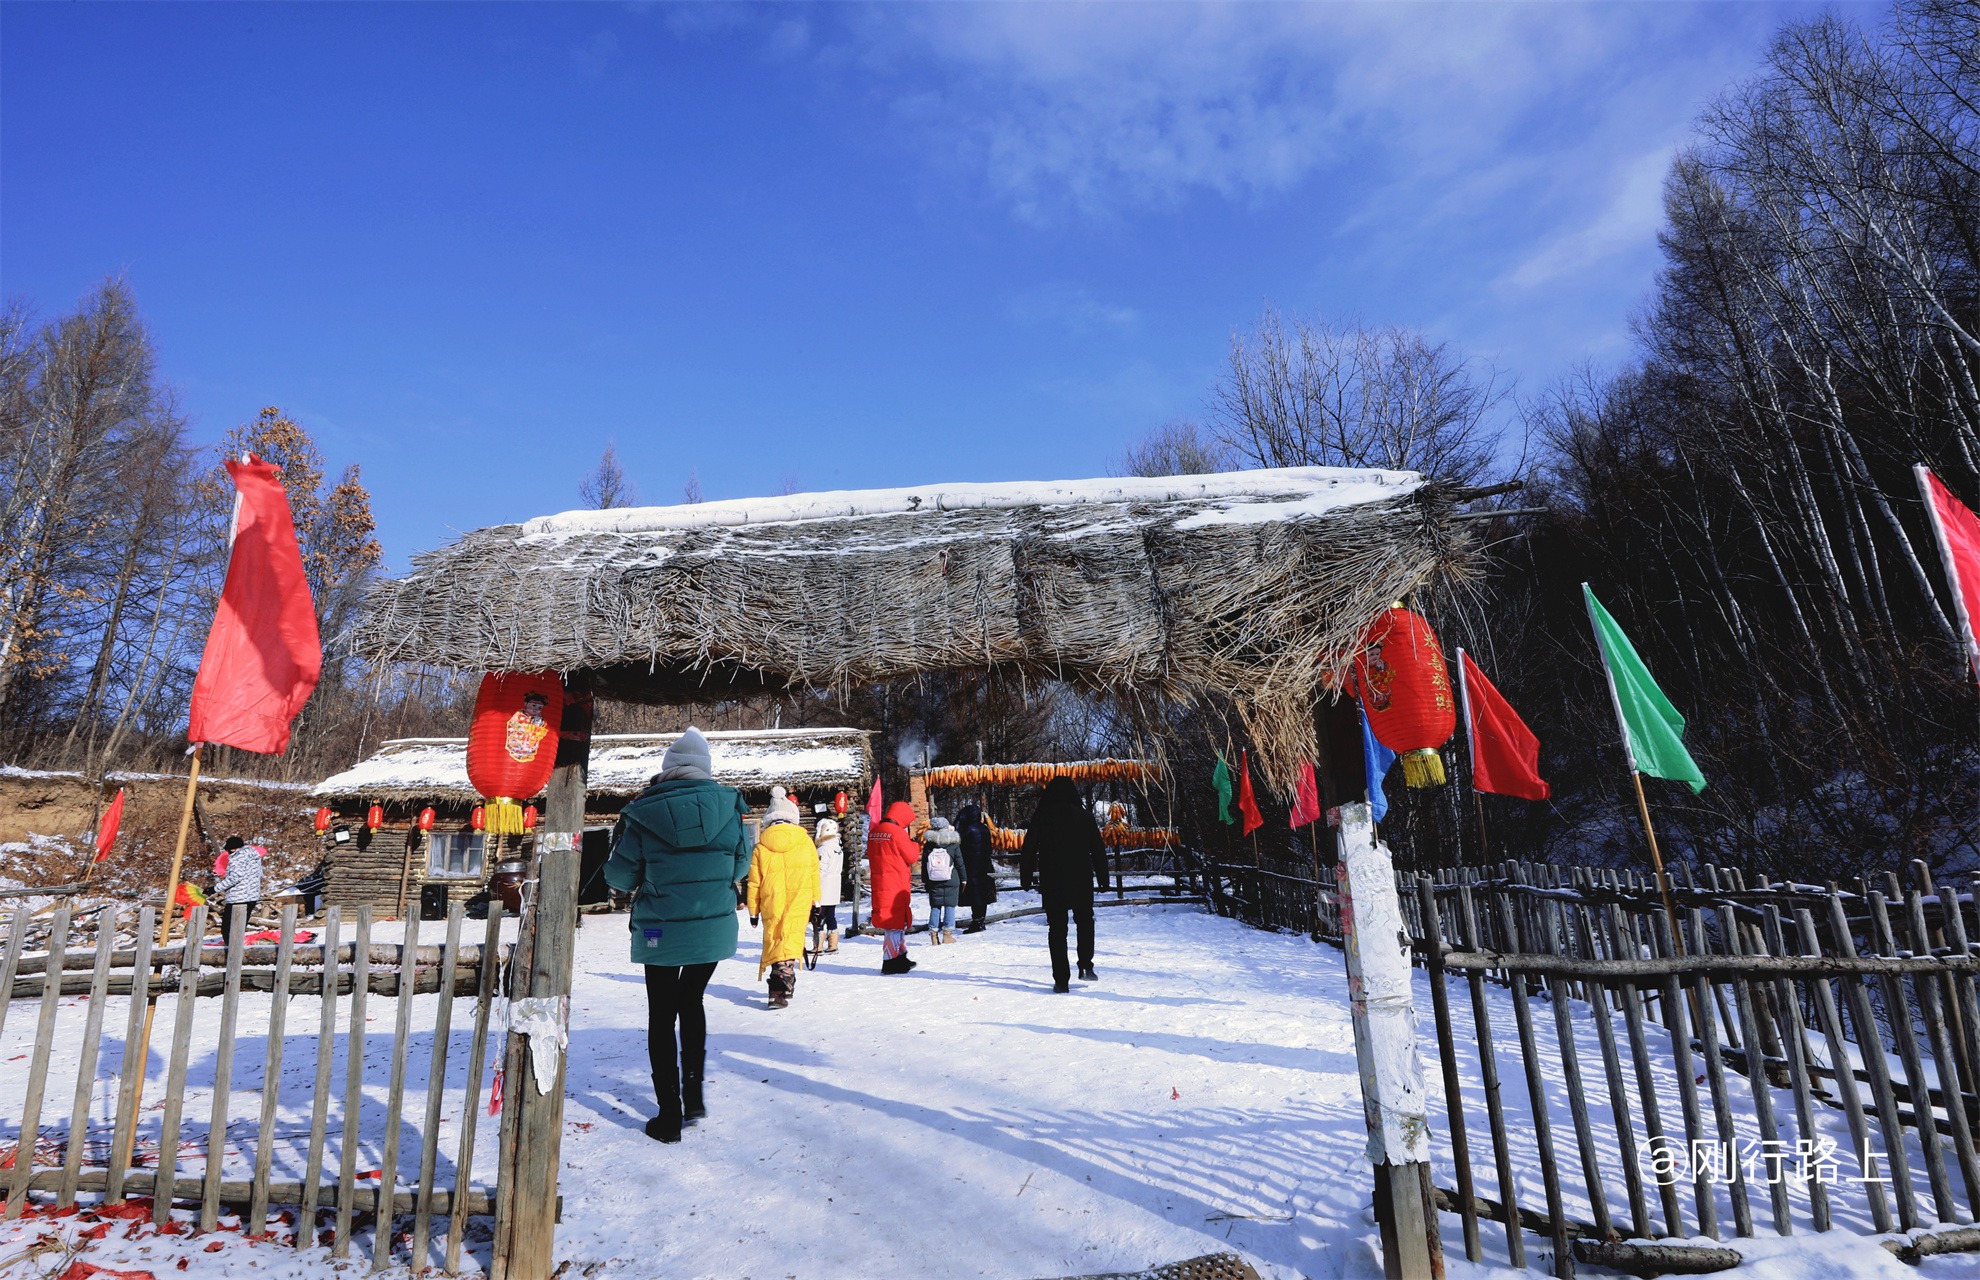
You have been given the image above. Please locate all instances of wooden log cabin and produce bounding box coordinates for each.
[309,728,874,919]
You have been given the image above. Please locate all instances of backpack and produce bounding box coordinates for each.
[926,847,953,882]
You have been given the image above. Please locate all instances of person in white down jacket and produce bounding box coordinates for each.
[213,835,265,945]
[814,818,844,953]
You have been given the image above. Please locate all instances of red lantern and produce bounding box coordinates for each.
[466,672,564,835]
[522,804,539,830]
[833,791,849,816]
[418,807,436,832]
[366,803,384,831]
[1353,604,1456,788]
[314,807,332,833]
[471,805,486,832]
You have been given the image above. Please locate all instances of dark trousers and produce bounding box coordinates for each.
[643,962,716,1118]
[219,901,257,947]
[1046,899,1094,987]
[965,875,992,928]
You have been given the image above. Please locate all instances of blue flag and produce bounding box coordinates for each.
[1360,701,1397,823]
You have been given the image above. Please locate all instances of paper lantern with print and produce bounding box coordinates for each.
[466,672,564,835]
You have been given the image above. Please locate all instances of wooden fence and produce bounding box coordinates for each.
[1405,860,1980,1273]
[1,898,511,1274]
[1202,846,1980,1273]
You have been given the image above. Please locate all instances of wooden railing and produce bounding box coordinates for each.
[1,899,510,1274]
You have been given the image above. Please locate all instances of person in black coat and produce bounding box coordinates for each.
[1018,778,1110,992]
[956,803,997,933]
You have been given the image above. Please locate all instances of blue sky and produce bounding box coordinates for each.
[3,1,1834,569]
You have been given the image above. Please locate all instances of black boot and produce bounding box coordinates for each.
[682,1071,706,1126]
[1078,963,1098,981]
[645,1105,682,1143]
[881,954,917,974]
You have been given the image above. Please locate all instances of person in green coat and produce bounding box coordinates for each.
[603,727,751,1143]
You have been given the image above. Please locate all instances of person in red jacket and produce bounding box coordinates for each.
[867,800,923,974]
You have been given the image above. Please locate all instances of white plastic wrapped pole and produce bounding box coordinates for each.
[1336,800,1443,1280]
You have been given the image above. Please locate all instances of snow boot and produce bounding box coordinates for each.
[768,992,790,1010]
[646,1094,683,1143]
[825,929,839,953]
[1078,963,1098,982]
[942,929,956,944]
[1053,980,1070,994]
[682,1072,706,1126]
[881,954,916,975]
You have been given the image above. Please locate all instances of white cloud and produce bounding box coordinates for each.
[1500,145,1676,291]
[833,3,1665,220]
[1006,282,1139,334]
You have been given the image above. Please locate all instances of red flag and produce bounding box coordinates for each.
[1288,760,1321,829]
[187,456,322,755]
[1236,750,1264,836]
[1459,651,1550,801]
[1918,466,1980,683]
[94,788,125,863]
[866,777,884,826]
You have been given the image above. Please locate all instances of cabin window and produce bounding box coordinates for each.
[426,832,486,879]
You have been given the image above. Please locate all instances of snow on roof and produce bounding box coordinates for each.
[312,728,873,802]
[519,467,1421,540]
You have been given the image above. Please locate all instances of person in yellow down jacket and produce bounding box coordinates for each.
[745,786,820,1010]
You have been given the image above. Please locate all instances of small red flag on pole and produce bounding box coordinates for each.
[1236,749,1264,836]
[1917,465,1980,685]
[866,777,884,827]
[1288,760,1322,829]
[187,455,323,754]
[94,788,126,863]
[1457,650,1551,801]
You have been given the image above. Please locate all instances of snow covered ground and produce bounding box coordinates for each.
[9,898,1980,1277]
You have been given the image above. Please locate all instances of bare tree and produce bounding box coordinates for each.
[1115,418,1232,477]
[683,469,704,504]
[0,280,188,732]
[579,440,637,508]
[1212,308,1505,484]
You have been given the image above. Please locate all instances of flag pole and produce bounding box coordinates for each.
[1582,586,1684,956]
[115,743,202,1180]
[1916,464,1980,687]
[1455,648,1488,867]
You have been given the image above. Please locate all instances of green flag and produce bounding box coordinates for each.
[1583,585,1707,793]
[1212,756,1235,824]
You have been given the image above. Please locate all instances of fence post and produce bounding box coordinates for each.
[498,674,590,1280]
[1336,801,1442,1280]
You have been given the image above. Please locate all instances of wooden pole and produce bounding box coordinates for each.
[496,675,590,1280]
[159,747,202,949]
[1337,801,1442,1279]
[1629,771,1684,957]
[116,744,203,1176]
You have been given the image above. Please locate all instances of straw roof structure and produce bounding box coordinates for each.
[351,468,1482,787]
[314,729,873,803]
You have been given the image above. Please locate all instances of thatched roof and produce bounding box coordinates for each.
[313,729,873,803]
[351,468,1480,786]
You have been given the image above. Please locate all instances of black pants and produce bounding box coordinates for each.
[965,875,992,928]
[644,962,717,1118]
[1046,899,1094,987]
[219,901,257,947]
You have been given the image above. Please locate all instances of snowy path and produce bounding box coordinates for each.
[557,899,1391,1279]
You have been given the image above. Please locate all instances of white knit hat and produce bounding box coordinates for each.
[765,785,801,825]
